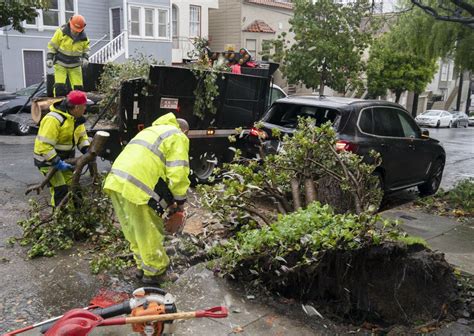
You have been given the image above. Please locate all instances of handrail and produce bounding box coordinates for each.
[90,34,108,50]
[89,31,127,64]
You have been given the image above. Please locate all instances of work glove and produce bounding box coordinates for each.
[53,160,73,171]
[46,60,54,68]
[82,58,89,67]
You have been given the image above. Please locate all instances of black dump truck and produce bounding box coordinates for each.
[93,62,282,183]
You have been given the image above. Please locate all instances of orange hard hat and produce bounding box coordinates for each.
[69,15,86,32]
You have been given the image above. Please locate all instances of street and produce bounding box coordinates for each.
[0,127,473,333]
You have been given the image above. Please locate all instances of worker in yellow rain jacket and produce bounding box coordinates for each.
[47,15,90,97]
[34,91,90,206]
[104,113,190,285]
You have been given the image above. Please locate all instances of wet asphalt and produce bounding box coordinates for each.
[0,126,473,333]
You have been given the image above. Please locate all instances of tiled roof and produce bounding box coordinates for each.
[243,20,276,33]
[246,0,293,10]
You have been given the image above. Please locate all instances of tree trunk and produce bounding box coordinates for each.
[456,71,464,112]
[319,79,325,96]
[395,91,402,103]
[411,92,419,118]
[465,75,472,114]
[304,178,317,206]
[290,177,302,211]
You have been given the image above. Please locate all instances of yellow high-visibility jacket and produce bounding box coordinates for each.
[34,101,90,167]
[104,113,190,206]
[47,24,90,68]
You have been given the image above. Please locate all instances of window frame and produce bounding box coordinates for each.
[189,5,201,37]
[23,0,78,32]
[128,4,170,40]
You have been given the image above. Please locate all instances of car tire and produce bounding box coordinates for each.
[436,120,440,128]
[418,159,444,196]
[14,121,31,136]
[190,152,218,186]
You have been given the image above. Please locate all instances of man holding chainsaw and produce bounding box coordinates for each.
[104,112,190,285]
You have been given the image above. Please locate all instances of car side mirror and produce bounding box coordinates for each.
[421,129,430,138]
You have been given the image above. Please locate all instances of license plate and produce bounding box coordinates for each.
[160,98,179,110]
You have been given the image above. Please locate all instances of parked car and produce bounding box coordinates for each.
[248,96,446,196]
[450,111,469,128]
[0,83,47,135]
[469,112,474,126]
[415,110,453,128]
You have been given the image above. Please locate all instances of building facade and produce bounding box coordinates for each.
[0,0,173,92]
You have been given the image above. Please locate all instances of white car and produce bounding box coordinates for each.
[415,110,453,128]
[468,113,474,126]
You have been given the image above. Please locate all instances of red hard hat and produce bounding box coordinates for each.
[70,15,86,32]
[67,90,88,105]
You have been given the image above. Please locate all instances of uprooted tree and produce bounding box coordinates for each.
[198,119,461,326]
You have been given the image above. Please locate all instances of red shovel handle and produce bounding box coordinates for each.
[195,306,228,318]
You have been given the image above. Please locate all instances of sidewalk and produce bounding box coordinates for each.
[381,207,474,275]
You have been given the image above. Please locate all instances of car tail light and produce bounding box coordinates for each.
[249,127,268,140]
[335,140,358,152]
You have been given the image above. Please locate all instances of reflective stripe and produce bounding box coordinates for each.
[78,139,90,149]
[128,139,165,163]
[77,131,87,138]
[49,41,59,50]
[58,48,83,57]
[55,60,82,68]
[173,194,187,201]
[141,262,162,275]
[110,168,162,204]
[166,160,189,168]
[34,148,57,161]
[134,253,142,261]
[55,144,74,151]
[36,135,57,146]
[47,112,65,124]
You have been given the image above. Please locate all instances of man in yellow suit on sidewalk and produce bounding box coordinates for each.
[104,113,190,285]
[47,15,90,97]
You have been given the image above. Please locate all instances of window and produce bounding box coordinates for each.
[358,109,373,134]
[144,8,154,37]
[190,5,201,37]
[158,10,168,38]
[246,39,257,58]
[398,111,419,138]
[372,107,404,137]
[43,0,60,27]
[130,7,140,36]
[267,103,339,128]
[24,0,77,30]
[262,40,272,61]
[172,5,178,48]
[64,0,74,22]
[129,6,169,39]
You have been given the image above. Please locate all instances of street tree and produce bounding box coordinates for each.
[268,0,376,95]
[0,0,49,33]
[367,37,437,103]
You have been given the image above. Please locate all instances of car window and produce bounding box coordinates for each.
[372,107,404,137]
[442,112,450,117]
[424,111,442,116]
[397,110,419,138]
[358,108,373,134]
[266,103,339,128]
[269,87,286,106]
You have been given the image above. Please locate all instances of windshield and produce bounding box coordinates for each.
[15,83,41,96]
[423,111,442,116]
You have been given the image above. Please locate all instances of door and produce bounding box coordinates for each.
[372,107,418,188]
[23,50,44,87]
[111,8,122,38]
[441,111,452,127]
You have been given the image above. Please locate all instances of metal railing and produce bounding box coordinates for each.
[89,31,127,64]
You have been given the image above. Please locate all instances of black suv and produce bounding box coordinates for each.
[248,96,445,196]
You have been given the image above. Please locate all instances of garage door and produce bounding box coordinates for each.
[23,50,44,87]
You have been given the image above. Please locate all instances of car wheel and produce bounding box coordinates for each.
[418,159,444,196]
[14,121,31,136]
[449,121,453,128]
[436,120,440,128]
[190,152,218,186]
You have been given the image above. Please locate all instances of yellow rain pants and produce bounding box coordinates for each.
[108,190,169,276]
[53,64,83,96]
[39,166,73,207]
